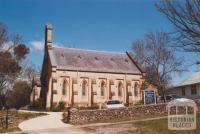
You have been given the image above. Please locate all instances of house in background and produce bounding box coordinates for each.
[36,24,147,109]
[167,71,200,100]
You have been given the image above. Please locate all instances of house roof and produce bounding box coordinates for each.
[174,71,200,87]
[48,46,144,74]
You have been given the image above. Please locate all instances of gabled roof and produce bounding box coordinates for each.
[48,46,144,74]
[175,71,200,87]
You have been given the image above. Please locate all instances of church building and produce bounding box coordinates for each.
[39,24,146,108]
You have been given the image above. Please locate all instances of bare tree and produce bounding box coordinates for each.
[131,32,184,99]
[0,22,8,47]
[20,61,39,82]
[156,0,200,52]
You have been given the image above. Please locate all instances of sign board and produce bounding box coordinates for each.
[167,98,197,130]
[143,90,156,105]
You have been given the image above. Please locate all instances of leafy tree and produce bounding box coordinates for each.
[131,32,184,100]
[7,81,32,109]
[0,22,29,108]
[156,0,200,52]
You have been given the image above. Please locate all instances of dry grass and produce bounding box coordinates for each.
[81,114,167,125]
[132,113,200,134]
[0,110,46,133]
[83,113,200,134]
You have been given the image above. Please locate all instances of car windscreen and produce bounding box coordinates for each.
[171,95,181,98]
[107,100,121,105]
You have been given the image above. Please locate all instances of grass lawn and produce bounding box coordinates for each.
[132,113,200,134]
[77,114,167,125]
[83,113,200,134]
[0,110,46,133]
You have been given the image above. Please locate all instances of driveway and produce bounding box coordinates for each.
[18,110,91,134]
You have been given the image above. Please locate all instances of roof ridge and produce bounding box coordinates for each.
[177,70,200,86]
[52,46,125,54]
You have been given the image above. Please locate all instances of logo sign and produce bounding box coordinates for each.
[167,98,197,130]
[143,90,156,105]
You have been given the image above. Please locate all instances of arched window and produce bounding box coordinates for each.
[118,82,123,97]
[101,81,106,96]
[82,80,87,96]
[62,79,68,95]
[134,82,138,97]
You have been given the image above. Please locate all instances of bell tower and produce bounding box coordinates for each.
[45,23,52,49]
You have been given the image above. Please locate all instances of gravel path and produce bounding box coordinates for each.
[17,110,91,134]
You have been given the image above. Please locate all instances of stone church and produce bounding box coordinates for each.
[39,24,146,108]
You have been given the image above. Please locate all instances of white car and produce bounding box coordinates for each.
[158,94,183,103]
[104,100,125,109]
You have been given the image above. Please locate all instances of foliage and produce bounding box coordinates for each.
[29,98,44,110]
[52,101,66,112]
[0,22,29,108]
[156,0,200,53]
[6,81,31,109]
[76,105,99,110]
[58,101,66,110]
[134,100,143,106]
[131,32,184,97]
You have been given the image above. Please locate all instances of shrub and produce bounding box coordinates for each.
[58,101,66,110]
[134,100,144,106]
[124,103,129,107]
[28,98,44,110]
[52,101,66,112]
[7,81,32,109]
[75,104,99,110]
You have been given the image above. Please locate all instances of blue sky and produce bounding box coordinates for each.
[0,0,199,84]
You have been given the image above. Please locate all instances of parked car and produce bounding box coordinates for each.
[104,100,125,109]
[158,94,183,103]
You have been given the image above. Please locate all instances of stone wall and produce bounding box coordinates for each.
[63,104,167,125]
[63,100,200,125]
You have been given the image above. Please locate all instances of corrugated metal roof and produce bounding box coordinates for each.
[175,71,200,87]
[48,46,142,74]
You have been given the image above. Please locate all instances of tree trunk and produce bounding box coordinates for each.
[160,87,166,103]
[5,108,8,129]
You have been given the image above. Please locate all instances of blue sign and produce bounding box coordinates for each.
[144,90,156,105]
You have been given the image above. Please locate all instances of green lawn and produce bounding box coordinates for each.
[0,110,46,133]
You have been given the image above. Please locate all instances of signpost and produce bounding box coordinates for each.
[143,90,156,105]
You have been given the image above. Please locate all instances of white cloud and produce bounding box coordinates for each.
[30,40,64,51]
[30,41,44,50]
